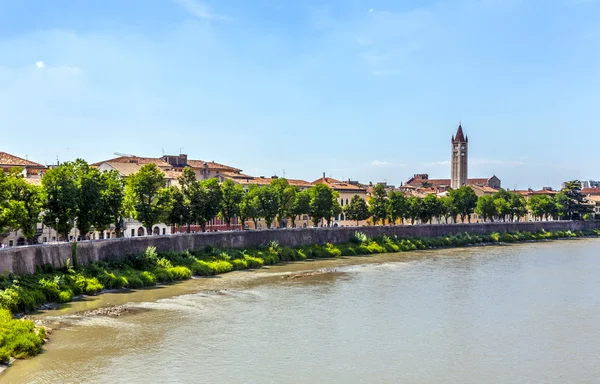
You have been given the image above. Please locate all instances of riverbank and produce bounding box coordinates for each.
[1,228,599,366]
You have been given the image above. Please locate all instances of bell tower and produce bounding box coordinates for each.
[451,123,468,189]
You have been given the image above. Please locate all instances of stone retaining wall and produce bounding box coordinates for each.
[1,221,598,275]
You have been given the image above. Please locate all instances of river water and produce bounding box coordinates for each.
[3,240,600,384]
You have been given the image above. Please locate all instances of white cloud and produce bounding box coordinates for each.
[35,61,44,69]
[428,160,450,166]
[174,0,230,20]
[369,8,375,13]
[370,160,406,168]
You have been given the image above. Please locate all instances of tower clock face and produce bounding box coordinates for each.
[461,152,465,156]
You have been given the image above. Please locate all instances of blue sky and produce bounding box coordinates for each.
[1,0,599,189]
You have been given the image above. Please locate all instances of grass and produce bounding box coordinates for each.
[1,227,599,363]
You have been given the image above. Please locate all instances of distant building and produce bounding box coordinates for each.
[312,173,369,227]
[405,124,501,191]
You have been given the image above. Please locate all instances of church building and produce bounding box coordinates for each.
[405,124,501,190]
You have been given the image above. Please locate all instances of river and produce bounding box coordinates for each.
[3,239,600,383]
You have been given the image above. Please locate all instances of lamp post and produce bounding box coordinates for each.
[73,217,78,242]
[55,217,60,242]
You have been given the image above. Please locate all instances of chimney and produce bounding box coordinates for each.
[323,172,326,178]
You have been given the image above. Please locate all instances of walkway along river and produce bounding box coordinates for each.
[3,239,600,383]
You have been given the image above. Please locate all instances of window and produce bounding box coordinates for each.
[346,198,348,205]
[9,240,13,246]
[162,228,166,235]
[131,228,135,237]
[43,237,47,242]
[340,213,345,221]
[340,198,343,206]
[303,215,308,220]
[461,152,465,156]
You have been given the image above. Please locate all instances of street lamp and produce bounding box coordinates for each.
[73,217,78,242]
[55,217,59,242]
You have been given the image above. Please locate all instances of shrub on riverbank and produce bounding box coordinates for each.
[0,309,45,363]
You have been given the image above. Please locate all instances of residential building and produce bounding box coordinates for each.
[312,173,369,227]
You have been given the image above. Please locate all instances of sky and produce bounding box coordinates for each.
[0,0,599,190]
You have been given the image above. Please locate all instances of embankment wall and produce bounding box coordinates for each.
[1,221,598,275]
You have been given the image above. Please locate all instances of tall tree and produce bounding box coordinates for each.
[387,191,408,225]
[4,170,43,243]
[290,189,311,228]
[423,194,443,224]
[509,193,528,222]
[407,196,424,225]
[475,195,497,222]
[344,194,370,225]
[219,179,243,229]
[165,186,188,231]
[369,184,388,225]
[270,178,298,228]
[309,183,335,227]
[240,186,261,229]
[42,162,79,239]
[125,164,169,233]
[440,195,458,224]
[449,186,478,223]
[528,194,556,221]
[255,185,278,229]
[196,178,223,231]
[556,180,590,220]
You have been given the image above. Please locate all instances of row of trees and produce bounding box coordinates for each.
[134,166,343,231]
[0,161,346,243]
[0,159,594,244]
[343,182,592,225]
[344,184,482,225]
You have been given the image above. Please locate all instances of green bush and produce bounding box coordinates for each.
[244,256,264,269]
[58,289,73,303]
[0,309,45,362]
[231,259,248,270]
[168,266,192,280]
[153,267,174,283]
[139,271,156,286]
[207,261,233,274]
[190,260,215,276]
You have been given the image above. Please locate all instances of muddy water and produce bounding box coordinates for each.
[4,240,600,383]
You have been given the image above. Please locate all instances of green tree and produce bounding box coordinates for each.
[41,162,79,239]
[440,196,458,224]
[309,183,335,227]
[125,164,169,232]
[255,185,278,229]
[330,192,342,226]
[509,193,528,222]
[369,184,388,225]
[196,178,223,231]
[4,170,43,243]
[219,179,243,229]
[0,170,18,234]
[240,186,261,229]
[165,186,188,231]
[528,194,556,221]
[290,190,311,228]
[449,186,478,223]
[407,196,423,224]
[475,195,497,222]
[423,194,443,224]
[387,191,408,224]
[344,194,370,225]
[556,180,590,220]
[271,178,298,228]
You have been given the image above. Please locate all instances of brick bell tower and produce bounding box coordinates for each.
[451,123,468,189]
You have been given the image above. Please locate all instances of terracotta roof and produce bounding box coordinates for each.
[405,177,492,188]
[582,188,600,196]
[0,152,44,167]
[186,160,242,173]
[23,177,42,186]
[241,177,313,188]
[586,195,600,203]
[470,185,499,194]
[102,162,143,177]
[312,177,367,192]
[91,156,170,168]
